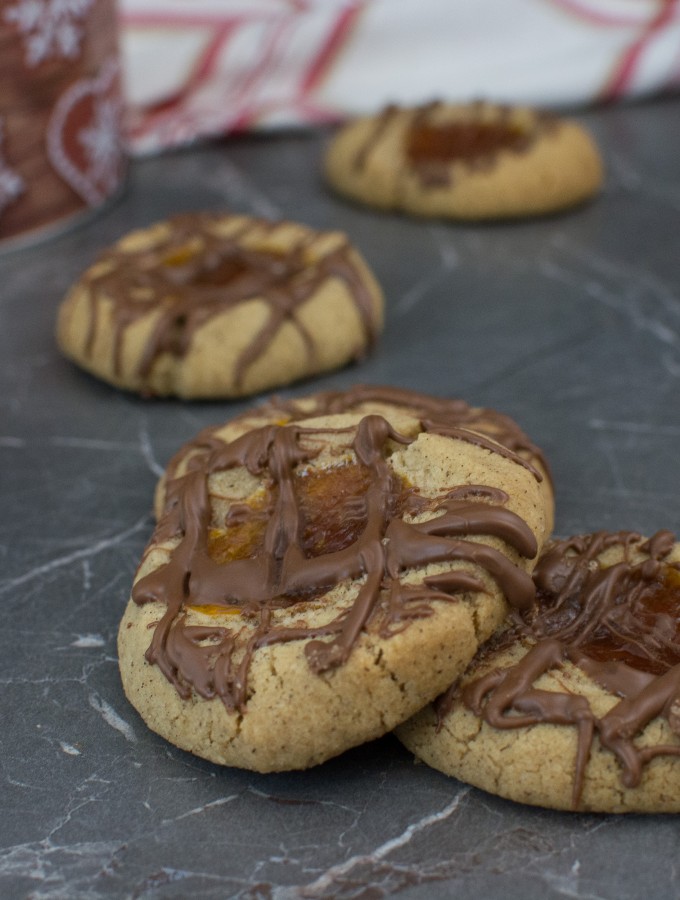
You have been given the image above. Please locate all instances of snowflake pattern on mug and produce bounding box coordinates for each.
[4,0,95,67]
[47,57,124,206]
[77,94,123,197]
[0,120,25,218]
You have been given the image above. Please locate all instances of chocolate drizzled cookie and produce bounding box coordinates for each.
[153,385,553,522]
[118,390,552,771]
[57,212,384,398]
[397,530,680,813]
[325,100,603,219]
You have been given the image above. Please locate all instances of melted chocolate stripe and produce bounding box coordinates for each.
[133,413,540,711]
[597,664,680,788]
[423,423,542,483]
[454,530,680,807]
[83,213,381,391]
[169,385,551,489]
[419,497,538,558]
[351,104,401,172]
[386,522,534,611]
[349,101,555,191]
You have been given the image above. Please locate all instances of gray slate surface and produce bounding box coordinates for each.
[1,97,679,898]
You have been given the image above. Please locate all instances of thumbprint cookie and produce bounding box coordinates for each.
[57,212,384,398]
[118,388,553,771]
[397,530,680,813]
[325,100,603,220]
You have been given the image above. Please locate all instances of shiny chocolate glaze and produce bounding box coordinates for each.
[440,531,680,807]
[133,403,542,712]
[82,213,381,391]
[164,385,550,488]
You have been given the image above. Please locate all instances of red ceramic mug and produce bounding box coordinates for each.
[0,0,126,248]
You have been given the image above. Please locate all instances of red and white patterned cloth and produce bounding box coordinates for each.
[119,0,680,155]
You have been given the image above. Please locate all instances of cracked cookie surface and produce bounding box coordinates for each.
[118,389,552,771]
[153,385,554,525]
[397,530,680,812]
[325,100,603,220]
[56,212,384,398]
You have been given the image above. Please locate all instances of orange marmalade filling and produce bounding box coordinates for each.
[298,463,375,556]
[161,239,289,288]
[161,240,202,267]
[567,564,680,676]
[188,463,411,611]
[406,120,529,164]
[208,517,267,565]
[206,462,409,568]
[190,255,256,287]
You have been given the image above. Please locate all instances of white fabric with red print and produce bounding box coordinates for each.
[119,0,680,154]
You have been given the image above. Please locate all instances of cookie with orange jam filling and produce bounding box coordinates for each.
[325,100,603,219]
[397,530,680,813]
[152,385,554,529]
[56,212,383,398]
[118,398,551,771]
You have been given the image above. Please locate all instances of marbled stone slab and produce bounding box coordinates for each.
[1,97,679,899]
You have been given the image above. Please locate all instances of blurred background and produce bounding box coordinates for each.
[2,0,679,245]
[119,0,680,154]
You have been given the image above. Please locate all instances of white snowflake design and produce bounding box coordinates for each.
[78,95,122,195]
[0,120,25,217]
[4,0,95,67]
[47,57,124,206]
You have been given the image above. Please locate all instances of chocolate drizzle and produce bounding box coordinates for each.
[352,101,557,189]
[166,385,550,488]
[444,530,680,807]
[82,213,381,391]
[133,403,541,713]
